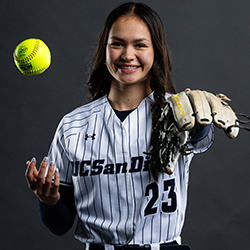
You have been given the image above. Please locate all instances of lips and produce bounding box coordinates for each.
[119,65,139,70]
[117,64,140,73]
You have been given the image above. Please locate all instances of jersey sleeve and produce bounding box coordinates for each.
[39,185,76,235]
[190,124,215,154]
[47,117,73,186]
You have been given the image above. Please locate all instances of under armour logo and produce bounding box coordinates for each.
[85,133,96,140]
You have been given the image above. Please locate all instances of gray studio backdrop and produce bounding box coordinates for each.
[1,0,250,250]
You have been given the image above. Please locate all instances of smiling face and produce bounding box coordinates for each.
[106,15,154,88]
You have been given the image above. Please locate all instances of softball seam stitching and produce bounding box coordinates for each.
[14,39,41,63]
[24,64,49,75]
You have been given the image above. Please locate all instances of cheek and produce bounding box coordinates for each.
[106,48,118,66]
[140,51,154,69]
[105,48,116,75]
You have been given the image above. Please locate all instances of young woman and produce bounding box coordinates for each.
[25,2,214,250]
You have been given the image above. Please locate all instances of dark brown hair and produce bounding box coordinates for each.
[87,2,177,180]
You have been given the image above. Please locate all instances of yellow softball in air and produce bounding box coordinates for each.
[13,38,51,75]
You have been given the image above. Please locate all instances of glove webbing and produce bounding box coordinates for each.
[228,113,250,133]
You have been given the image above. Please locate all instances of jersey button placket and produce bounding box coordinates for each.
[121,123,135,240]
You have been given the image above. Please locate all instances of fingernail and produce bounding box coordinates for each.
[55,167,59,173]
[50,161,55,166]
[31,157,36,163]
[43,156,49,162]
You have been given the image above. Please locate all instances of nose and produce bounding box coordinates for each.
[121,46,135,61]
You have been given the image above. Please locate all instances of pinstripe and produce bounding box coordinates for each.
[139,102,152,244]
[47,94,214,246]
[119,119,131,242]
[107,173,114,237]
[125,114,133,242]
[74,131,87,239]
[89,114,104,242]
[126,114,136,244]
[137,108,140,154]
[106,106,115,239]
[115,120,122,245]
[90,175,103,242]
[124,173,130,241]
[137,108,145,205]
[141,216,147,244]
[75,130,96,241]
[65,100,106,119]
[113,113,123,244]
[73,133,81,165]
[90,114,98,220]
[64,133,78,140]
[151,213,155,243]
[98,107,114,243]
[80,175,94,241]
[135,107,144,231]
[98,120,106,243]
[159,172,165,242]
[130,173,137,244]
[77,122,95,242]
[64,140,71,183]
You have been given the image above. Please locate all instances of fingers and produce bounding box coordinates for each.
[42,160,55,196]
[43,160,60,196]
[167,91,195,130]
[203,91,226,129]
[40,162,60,206]
[51,168,60,197]
[37,158,58,193]
[185,89,239,139]
[186,90,213,126]
[36,157,49,192]
[25,157,61,206]
[25,157,38,191]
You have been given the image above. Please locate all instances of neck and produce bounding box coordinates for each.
[108,80,152,111]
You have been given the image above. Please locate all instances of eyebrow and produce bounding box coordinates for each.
[109,36,151,43]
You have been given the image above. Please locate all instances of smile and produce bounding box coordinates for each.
[119,65,139,70]
[117,64,140,73]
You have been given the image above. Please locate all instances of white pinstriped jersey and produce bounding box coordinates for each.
[48,93,214,247]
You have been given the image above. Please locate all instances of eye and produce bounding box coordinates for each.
[110,42,123,48]
[135,43,147,48]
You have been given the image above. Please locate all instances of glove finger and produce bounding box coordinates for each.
[186,90,213,126]
[167,92,195,130]
[222,104,239,138]
[204,91,239,138]
[203,91,226,129]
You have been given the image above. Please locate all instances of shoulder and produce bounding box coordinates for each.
[65,96,107,120]
[56,96,109,137]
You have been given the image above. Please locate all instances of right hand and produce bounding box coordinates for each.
[25,157,60,206]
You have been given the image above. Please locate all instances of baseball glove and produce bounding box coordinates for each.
[148,89,250,175]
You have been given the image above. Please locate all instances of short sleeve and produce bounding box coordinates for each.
[47,118,73,186]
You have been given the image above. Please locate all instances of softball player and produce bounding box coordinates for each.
[25,2,214,250]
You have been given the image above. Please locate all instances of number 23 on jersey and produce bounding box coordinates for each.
[144,179,177,216]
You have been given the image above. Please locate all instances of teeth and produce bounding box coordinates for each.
[120,66,138,70]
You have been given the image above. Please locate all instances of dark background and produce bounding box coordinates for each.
[1,0,250,249]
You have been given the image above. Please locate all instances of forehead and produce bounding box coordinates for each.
[108,15,151,40]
